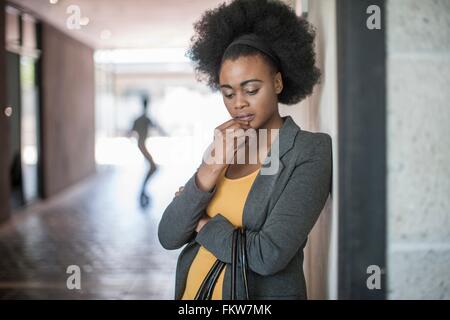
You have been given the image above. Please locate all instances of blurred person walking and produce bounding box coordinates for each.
[130,94,167,207]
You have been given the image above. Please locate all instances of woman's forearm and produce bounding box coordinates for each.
[195,161,225,193]
[158,170,217,250]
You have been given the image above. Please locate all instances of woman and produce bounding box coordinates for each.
[158,0,332,300]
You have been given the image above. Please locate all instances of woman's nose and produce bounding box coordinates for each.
[234,93,248,110]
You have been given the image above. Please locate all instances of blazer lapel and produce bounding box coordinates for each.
[243,116,300,229]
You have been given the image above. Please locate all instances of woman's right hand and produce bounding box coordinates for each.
[195,118,253,192]
[174,186,184,198]
[203,118,253,171]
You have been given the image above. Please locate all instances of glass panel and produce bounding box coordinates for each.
[20,56,40,203]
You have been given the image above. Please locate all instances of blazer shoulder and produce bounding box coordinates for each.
[293,130,332,161]
[295,129,331,148]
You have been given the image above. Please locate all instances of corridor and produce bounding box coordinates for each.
[0,162,184,299]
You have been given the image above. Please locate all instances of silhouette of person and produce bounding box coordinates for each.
[130,94,167,207]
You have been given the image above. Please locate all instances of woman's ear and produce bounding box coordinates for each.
[274,72,283,94]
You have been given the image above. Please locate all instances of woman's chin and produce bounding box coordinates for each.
[250,121,262,130]
[248,118,259,129]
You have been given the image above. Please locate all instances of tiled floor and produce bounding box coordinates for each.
[0,162,194,300]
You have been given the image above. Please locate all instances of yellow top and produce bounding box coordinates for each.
[181,165,260,300]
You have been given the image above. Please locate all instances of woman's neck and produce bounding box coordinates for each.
[259,111,284,132]
[257,111,284,147]
[242,112,284,165]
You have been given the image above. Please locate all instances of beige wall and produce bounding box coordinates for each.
[387,0,450,299]
[279,0,339,299]
[40,23,96,197]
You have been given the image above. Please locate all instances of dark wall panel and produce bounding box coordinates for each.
[40,23,95,197]
[0,0,11,222]
[337,0,386,299]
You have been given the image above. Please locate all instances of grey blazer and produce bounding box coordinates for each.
[158,116,332,300]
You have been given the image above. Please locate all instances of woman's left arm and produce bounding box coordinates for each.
[195,133,332,276]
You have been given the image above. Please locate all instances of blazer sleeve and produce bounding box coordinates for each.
[158,171,217,250]
[195,133,332,276]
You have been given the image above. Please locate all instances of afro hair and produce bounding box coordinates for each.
[186,0,321,105]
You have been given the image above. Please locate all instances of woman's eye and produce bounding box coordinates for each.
[224,93,234,99]
[246,89,259,95]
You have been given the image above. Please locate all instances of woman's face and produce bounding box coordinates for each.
[219,54,283,130]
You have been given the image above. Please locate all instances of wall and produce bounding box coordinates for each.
[40,23,96,197]
[279,0,339,299]
[387,0,450,299]
[0,0,11,223]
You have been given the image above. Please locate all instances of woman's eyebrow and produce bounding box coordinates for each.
[220,79,263,89]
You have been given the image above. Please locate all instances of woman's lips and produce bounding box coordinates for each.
[235,114,255,122]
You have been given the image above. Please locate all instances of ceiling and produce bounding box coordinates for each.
[8,0,226,49]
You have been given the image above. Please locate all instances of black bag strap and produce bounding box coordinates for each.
[194,259,225,300]
[231,228,239,300]
[204,259,226,299]
[240,228,249,300]
[195,227,249,300]
[231,228,249,300]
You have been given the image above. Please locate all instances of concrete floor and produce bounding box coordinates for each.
[0,162,191,299]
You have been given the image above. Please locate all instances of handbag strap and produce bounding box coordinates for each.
[231,228,249,300]
[240,228,249,300]
[231,228,238,300]
[204,260,226,299]
[195,227,249,300]
[194,259,225,300]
